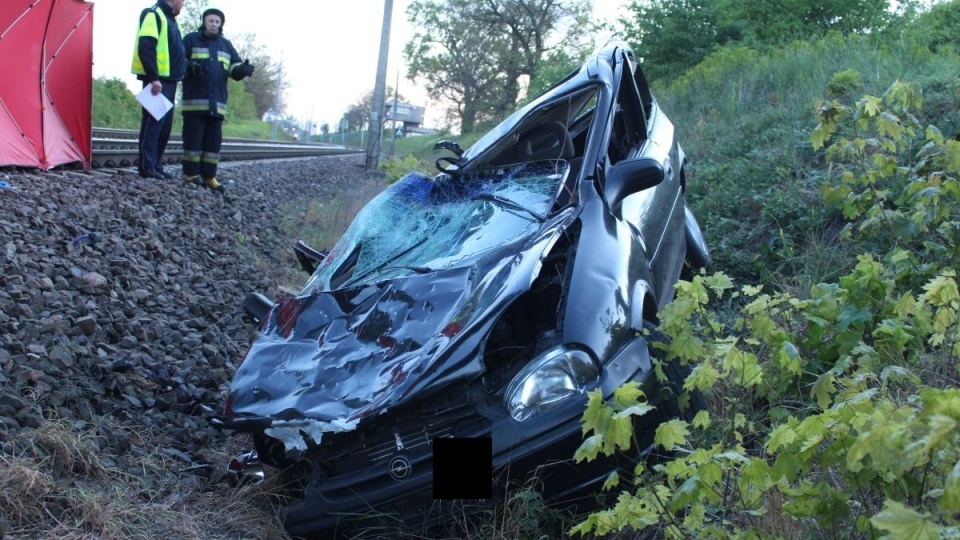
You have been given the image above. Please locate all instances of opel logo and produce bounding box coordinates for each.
[388,455,412,481]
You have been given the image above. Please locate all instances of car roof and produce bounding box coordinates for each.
[458,41,648,169]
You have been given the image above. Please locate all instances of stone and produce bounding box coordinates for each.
[75,315,97,335]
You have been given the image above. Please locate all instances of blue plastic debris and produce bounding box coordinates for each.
[0,181,11,189]
[70,232,103,247]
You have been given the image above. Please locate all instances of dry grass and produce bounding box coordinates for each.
[425,475,572,540]
[235,175,388,294]
[917,347,960,390]
[281,177,385,260]
[0,455,56,530]
[0,419,288,539]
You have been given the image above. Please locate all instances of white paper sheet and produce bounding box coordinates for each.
[135,85,174,121]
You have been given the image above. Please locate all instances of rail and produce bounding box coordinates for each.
[91,127,363,169]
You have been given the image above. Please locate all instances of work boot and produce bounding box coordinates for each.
[203,177,225,193]
[139,169,165,180]
[184,175,201,185]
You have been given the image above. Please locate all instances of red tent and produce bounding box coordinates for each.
[0,0,93,169]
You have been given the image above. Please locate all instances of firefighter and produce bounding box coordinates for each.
[132,0,186,180]
[180,7,255,192]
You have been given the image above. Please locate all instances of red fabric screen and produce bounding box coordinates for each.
[0,0,93,169]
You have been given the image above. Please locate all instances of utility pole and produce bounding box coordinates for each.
[271,58,284,141]
[306,105,314,143]
[389,71,399,157]
[365,0,393,170]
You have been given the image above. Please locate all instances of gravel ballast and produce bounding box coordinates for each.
[0,155,376,459]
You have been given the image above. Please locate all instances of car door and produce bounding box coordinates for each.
[613,54,686,306]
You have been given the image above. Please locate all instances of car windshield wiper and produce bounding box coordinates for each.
[340,237,429,288]
[471,192,546,223]
[382,265,433,274]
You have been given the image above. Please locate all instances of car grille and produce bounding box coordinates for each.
[311,388,490,505]
[363,421,456,463]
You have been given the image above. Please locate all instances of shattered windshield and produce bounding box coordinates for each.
[303,160,568,292]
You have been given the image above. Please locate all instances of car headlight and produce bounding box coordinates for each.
[504,346,599,421]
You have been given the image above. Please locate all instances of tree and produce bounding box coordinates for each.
[727,0,891,46]
[178,3,204,30]
[621,0,739,83]
[232,33,286,119]
[404,0,588,132]
[897,0,960,52]
[475,0,591,115]
[341,95,367,132]
[405,0,514,132]
[522,48,587,104]
[92,77,140,129]
[341,87,407,132]
[621,0,893,83]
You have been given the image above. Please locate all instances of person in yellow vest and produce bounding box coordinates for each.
[131,0,186,180]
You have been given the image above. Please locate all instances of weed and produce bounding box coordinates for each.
[0,420,289,539]
[378,154,431,183]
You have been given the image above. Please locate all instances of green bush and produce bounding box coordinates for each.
[92,77,140,129]
[225,80,258,122]
[93,75,273,137]
[573,80,960,539]
[658,31,959,286]
[378,154,431,183]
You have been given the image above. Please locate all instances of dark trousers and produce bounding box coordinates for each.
[181,115,224,180]
[138,80,178,174]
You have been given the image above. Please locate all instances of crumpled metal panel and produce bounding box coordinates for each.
[231,267,471,418]
[227,162,573,448]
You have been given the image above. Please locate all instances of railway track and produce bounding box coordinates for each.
[91,127,363,169]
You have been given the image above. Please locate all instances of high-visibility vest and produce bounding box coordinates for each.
[131,6,173,77]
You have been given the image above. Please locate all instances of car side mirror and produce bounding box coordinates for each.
[604,157,664,210]
[293,240,329,274]
[433,140,464,157]
[242,291,275,325]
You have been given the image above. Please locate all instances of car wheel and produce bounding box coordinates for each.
[683,203,712,272]
[645,322,706,421]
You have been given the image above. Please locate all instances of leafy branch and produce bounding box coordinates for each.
[571,75,960,539]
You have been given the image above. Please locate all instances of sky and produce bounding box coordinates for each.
[91,0,628,131]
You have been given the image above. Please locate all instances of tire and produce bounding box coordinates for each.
[662,356,708,421]
[683,203,712,271]
[644,322,706,421]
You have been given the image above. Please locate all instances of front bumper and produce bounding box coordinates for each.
[244,337,664,536]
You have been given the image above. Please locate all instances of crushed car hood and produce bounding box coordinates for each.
[226,215,572,446]
[227,163,576,449]
[229,266,472,423]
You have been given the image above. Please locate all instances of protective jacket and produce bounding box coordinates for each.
[181,30,245,119]
[131,1,185,82]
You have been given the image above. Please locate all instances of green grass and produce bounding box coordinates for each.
[653,32,960,285]
[222,119,295,140]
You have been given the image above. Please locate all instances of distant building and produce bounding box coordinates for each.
[385,101,423,126]
[385,102,436,136]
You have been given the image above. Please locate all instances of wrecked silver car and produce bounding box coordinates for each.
[222,41,711,537]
